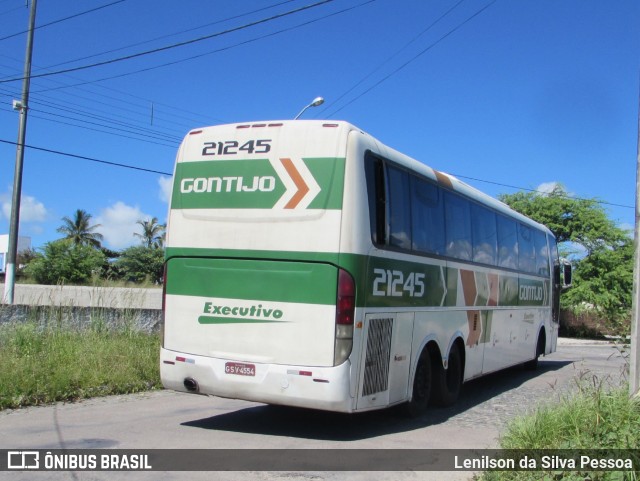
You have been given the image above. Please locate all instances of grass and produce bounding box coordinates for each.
[0,320,161,410]
[480,374,640,481]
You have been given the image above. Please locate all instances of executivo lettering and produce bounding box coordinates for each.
[199,302,285,324]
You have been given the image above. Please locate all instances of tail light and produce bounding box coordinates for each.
[334,269,355,365]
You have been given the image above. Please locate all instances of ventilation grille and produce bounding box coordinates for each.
[362,317,393,397]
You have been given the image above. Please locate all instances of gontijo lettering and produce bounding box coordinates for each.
[519,285,543,301]
[180,176,276,193]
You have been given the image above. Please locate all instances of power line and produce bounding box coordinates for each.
[29,97,183,142]
[0,136,631,210]
[0,0,127,42]
[28,108,180,148]
[0,84,187,147]
[0,1,355,136]
[326,0,498,117]
[0,138,172,175]
[32,0,377,90]
[451,173,634,209]
[0,0,336,84]
[318,0,468,117]
[1,57,219,126]
[43,0,298,70]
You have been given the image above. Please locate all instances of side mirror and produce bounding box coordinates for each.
[561,259,572,289]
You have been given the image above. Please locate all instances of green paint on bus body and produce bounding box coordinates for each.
[198,317,285,325]
[166,257,338,306]
[171,157,345,210]
[165,247,551,309]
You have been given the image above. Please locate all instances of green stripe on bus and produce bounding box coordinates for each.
[198,316,285,325]
[165,248,550,308]
[305,157,345,209]
[166,257,338,305]
[171,157,345,210]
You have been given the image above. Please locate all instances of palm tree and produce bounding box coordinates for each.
[57,209,104,248]
[134,217,166,248]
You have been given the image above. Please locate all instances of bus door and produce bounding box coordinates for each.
[356,312,414,410]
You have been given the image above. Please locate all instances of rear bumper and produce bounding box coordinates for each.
[160,348,355,413]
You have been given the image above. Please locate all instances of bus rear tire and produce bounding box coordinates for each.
[403,349,432,417]
[524,331,545,370]
[431,343,463,408]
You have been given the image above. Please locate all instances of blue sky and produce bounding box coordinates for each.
[0,0,638,250]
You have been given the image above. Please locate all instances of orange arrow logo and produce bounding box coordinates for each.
[280,158,310,209]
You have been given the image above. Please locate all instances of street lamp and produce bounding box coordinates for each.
[294,96,324,120]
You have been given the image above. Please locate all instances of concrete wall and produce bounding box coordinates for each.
[0,283,162,309]
[0,283,162,332]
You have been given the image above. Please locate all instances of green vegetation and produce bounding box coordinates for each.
[134,217,166,249]
[500,185,632,336]
[481,376,640,481]
[18,209,166,286]
[113,245,164,284]
[0,320,161,410]
[56,208,104,248]
[24,240,106,285]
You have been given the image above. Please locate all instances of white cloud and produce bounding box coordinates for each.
[535,182,561,195]
[158,176,173,203]
[95,202,149,249]
[1,190,48,222]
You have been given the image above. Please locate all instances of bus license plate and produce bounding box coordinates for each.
[225,362,255,377]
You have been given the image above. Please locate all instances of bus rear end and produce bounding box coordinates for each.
[160,121,357,412]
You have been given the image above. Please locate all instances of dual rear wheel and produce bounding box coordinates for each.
[404,343,463,416]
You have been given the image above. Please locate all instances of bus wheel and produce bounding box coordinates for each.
[524,332,545,370]
[403,349,432,417]
[432,344,463,408]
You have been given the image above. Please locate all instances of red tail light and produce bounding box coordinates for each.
[334,269,355,366]
[336,269,355,325]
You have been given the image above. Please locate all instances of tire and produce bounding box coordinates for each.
[524,332,545,370]
[431,344,463,408]
[403,349,432,417]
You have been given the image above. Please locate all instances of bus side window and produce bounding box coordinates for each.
[549,235,561,285]
[471,204,497,265]
[387,166,412,250]
[444,192,472,261]
[518,224,536,273]
[411,177,445,256]
[534,230,550,276]
[365,154,387,246]
[497,215,517,269]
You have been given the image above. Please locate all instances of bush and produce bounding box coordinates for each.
[481,376,640,481]
[24,240,106,285]
[114,246,164,284]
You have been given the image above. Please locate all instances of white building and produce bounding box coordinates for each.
[0,235,32,272]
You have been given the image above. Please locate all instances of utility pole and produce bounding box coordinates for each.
[3,0,37,305]
[631,78,640,399]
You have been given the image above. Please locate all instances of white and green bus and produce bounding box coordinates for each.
[161,120,570,414]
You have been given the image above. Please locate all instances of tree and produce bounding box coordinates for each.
[498,185,627,256]
[499,185,632,329]
[114,246,164,284]
[24,240,106,285]
[57,209,104,249]
[134,217,165,249]
[563,239,633,326]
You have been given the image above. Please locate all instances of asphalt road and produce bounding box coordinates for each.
[0,339,628,481]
